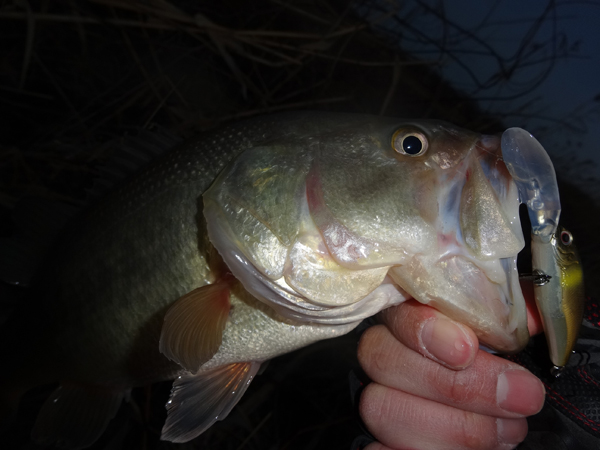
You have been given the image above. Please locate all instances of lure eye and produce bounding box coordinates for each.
[560,230,573,246]
[392,129,429,156]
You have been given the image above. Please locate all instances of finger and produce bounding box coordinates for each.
[364,442,392,450]
[360,383,528,450]
[358,325,545,419]
[363,442,393,450]
[377,300,478,369]
[379,280,544,369]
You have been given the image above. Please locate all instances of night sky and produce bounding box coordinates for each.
[400,1,600,200]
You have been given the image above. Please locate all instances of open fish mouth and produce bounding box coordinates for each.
[386,133,531,353]
[388,251,527,353]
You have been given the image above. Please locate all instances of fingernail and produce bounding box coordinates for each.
[421,318,473,368]
[497,418,527,448]
[497,369,545,415]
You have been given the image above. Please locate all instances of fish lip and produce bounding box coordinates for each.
[436,251,508,286]
[427,143,528,351]
[478,134,502,153]
[388,248,528,354]
[443,254,528,352]
[469,138,529,351]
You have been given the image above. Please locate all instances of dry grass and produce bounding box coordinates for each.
[0,0,513,208]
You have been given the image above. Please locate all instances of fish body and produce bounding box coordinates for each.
[1,112,531,447]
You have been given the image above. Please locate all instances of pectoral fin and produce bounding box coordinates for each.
[31,383,126,449]
[159,277,232,373]
[161,362,261,443]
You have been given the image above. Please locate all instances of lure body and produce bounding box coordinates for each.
[532,227,585,369]
[501,128,585,370]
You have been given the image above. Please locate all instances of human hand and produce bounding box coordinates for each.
[357,283,545,450]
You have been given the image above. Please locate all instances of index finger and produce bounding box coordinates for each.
[379,280,543,368]
[378,300,479,370]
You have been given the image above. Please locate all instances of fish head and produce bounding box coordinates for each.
[204,114,529,353]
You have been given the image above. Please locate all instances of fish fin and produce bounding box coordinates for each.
[31,383,126,449]
[161,362,261,443]
[159,277,232,373]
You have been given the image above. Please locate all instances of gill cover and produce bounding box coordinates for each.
[202,135,409,325]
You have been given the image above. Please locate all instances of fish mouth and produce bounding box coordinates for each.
[386,250,528,353]
[385,133,530,353]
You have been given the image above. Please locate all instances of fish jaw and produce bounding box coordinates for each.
[389,253,527,353]
[390,135,529,353]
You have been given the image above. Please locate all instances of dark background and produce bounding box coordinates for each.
[1,1,598,449]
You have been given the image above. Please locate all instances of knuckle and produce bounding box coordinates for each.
[454,411,494,449]
[383,301,423,344]
[358,383,386,426]
[432,368,482,406]
[363,444,387,450]
[357,326,390,375]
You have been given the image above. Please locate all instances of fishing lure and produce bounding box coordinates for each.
[502,128,585,374]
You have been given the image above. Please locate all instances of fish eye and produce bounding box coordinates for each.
[560,230,573,246]
[392,129,428,156]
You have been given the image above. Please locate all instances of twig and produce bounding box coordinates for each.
[0,85,54,100]
[216,96,352,121]
[379,55,402,116]
[16,0,35,90]
[0,11,178,30]
[32,53,86,133]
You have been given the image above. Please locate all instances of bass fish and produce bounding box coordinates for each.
[0,113,566,448]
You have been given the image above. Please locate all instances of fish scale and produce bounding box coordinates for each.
[15,121,277,385]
